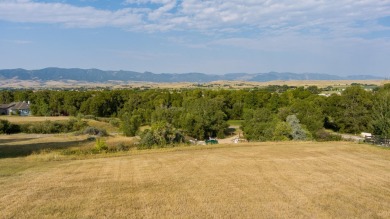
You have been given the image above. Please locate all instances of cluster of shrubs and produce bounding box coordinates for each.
[80,126,108,137]
[80,114,120,127]
[20,119,87,134]
[0,118,88,134]
[0,120,20,134]
[314,129,342,141]
[61,139,133,156]
[138,122,186,150]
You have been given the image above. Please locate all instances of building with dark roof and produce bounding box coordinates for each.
[0,101,31,116]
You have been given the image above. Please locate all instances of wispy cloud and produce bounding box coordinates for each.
[0,0,143,28]
[2,39,33,44]
[12,39,32,44]
[1,0,389,38]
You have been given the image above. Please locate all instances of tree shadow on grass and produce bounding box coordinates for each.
[0,139,90,159]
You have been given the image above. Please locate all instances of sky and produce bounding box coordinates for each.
[1,0,390,76]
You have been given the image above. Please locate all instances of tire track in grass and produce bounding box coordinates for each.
[2,160,94,218]
[1,142,389,218]
[121,150,217,217]
[307,152,389,218]
[163,151,216,218]
[183,152,261,218]
[251,157,322,218]
[126,156,150,218]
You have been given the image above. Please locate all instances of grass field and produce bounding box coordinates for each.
[0,116,120,133]
[0,138,389,218]
[0,116,70,123]
[1,79,388,89]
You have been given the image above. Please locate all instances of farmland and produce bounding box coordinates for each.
[1,83,389,218]
[0,116,70,123]
[0,139,389,218]
[0,79,387,90]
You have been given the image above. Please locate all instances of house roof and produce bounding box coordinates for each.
[10,102,30,110]
[0,103,13,109]
[0,102,30,110]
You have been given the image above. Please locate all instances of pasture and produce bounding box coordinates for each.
[1,79,388,90]
[0,139,389,218]
[0,116,70,123]
[0,115,120,133]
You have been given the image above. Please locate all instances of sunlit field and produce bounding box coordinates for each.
[1,79,387,90]
[0,116,70,123]
[0,138,389,218]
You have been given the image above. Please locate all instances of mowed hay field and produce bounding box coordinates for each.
[0,116,120,133]
[0,116,70,123]
[0,141,389,218]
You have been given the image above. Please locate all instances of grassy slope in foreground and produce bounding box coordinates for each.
[0,141,389,218]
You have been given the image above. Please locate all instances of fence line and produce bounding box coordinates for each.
[365,135,390,147]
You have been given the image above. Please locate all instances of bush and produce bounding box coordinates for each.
[83,115,96,120]
[7,123,21,134]
[109,118,120,127]
[67,118,88,132]
[20,120,59,134]
[314,129,342,141]
[94,138,108,152]
[0,120,11,134]
[138,130,155,149]
[19,119,87,134]
[286,115,309,141]
[108,142,132,152]
[272,121,292,141]
[138,122,185,149]
[121,113,141,137]
[83,126,108,136]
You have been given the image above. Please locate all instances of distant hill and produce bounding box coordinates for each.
[0,68,384,83]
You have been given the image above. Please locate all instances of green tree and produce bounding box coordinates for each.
[306,86,320,94]
[139,122,185,149]
[49,92,65,116]
[272,121,292,141]
[180,98,228,139]
[241,108,279,141]
[286,115,310,140]
[0,91,14,104]
[63,91,91,116]
[322,94,343,131]
[339,86,373,134]
[13,90,33,102]
[289,98,324,133]
[0,119,10,134]
[121,113,141,137]
[151,107,183,127]
[372,89,390,137]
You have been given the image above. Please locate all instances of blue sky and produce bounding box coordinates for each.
[1,0,390,76]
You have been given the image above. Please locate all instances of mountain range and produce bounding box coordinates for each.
[0,68,385,83]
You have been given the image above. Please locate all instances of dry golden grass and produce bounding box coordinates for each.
[222,79,388,88]
[0,140,389,218]
[115,79,388,89]
[0,116,70,123]
[0,116,120,133]
[86,119,120,133]
[1,79,388,89]
[0,133,93,159]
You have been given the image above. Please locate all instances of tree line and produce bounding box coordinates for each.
[1,84,389,142]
